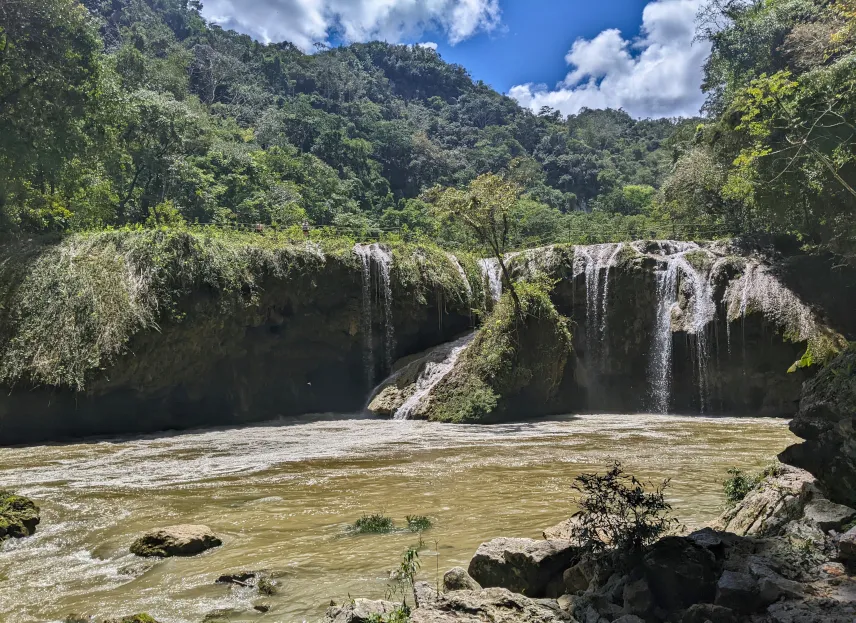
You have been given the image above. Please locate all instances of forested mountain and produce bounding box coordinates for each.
[0,0,690,240]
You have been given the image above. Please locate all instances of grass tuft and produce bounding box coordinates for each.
[405,515,433,532]
[352,513,396,534]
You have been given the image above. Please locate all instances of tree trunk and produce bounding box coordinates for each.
[496,255,523,319]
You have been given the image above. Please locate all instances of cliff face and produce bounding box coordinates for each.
[0,232,480,444]
[0,233,847,443]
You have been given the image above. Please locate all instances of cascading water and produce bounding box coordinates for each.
[393,333,475,420]
[646,242,717,413]
[447,253,472,301]
[478,258,503,302]
[354,243,396,385]
[573,243,624,372]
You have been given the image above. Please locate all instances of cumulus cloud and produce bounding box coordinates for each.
[417,41,439,50]
[202,0,500,52]
[509,0,709,119]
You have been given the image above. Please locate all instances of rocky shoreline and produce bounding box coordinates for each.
[328,464,856,623]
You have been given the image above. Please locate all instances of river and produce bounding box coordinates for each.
[0,413,796,623]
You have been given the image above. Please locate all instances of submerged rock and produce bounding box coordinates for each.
[130,525,222,558]
[467,537,577,598]
[0,490,40,541]
[410,587,564,623]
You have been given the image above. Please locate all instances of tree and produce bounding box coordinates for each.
[429,173,524,315]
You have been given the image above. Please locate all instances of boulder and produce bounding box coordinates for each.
[562,558,595,593]
[542,518,575,541]
[325,599,400,623]
[130,525,222,558]
[643,536,718,611]
[767,598,856,623]
[838,526,856,560]
[443,567,481,592]
[613,617,645,623]
[780,346,856,508]
[802,498,856,532]
[622,578,653,616]
[0,490,40,540]
[680,604,738,623]
[367,386,407,416]
[467,537,577,597]
[714,570,759,613]
[758,575,804,605]
[409,587,564,623]
[712,465,815,537]
[414,582,439,608]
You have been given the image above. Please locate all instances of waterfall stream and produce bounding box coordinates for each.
[393,333,475,420]
[478,258,503,302]
[447,253,472,301]
[354,244,395,385]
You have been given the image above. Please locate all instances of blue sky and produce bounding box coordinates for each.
[202,0,710,118]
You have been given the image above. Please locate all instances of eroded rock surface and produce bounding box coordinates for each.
[410,587,565,623]
[325,599,400,623]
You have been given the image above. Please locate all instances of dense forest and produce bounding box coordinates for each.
[0,0,853,253]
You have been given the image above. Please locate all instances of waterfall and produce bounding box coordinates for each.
[393,333,475,420]
[354,243,396,385]
[646,243,717,413]
[573,243,624,372]
[447,253,472,301]
[478,258,503,302]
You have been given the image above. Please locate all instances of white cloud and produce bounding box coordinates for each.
[509,0,710,119]
[417,41,439,50]
[202,0,500,52]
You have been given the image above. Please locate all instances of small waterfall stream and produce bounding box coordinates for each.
[447,253,472,301]
[478,258,503,302]
[393,333,475,420]
[354,244,395,385]
[573,243,624,374]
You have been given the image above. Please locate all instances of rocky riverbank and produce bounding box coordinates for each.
[329,464,856,623]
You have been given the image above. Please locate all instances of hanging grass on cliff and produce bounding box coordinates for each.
[0,228,480,391]
[422,277,574,423]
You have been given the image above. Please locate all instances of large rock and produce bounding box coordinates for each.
[325,599,400,623]
[0,490,40,541]
[680,604,737,623]
[714,570,759,613]
[643,536,718,612]
[443,567,481,592]
[838,526,856,560]
[767,598,856,623]
[780,346,856,508]
[410,587,564,623]
[802,498,856,532]
[467,537,577,597]
[130,525,222,558]
[713,465,815,537]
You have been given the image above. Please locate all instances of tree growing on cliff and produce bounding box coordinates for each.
[428,173,523,315]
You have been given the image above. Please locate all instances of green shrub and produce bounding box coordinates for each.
[723,468,755,506]
[352,513,395,534]
[571,461,679,558]
[405,515,432,532]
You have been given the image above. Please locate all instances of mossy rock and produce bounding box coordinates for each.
[422,280,573,423]
[0,490,40,541]
[65,615,159,623]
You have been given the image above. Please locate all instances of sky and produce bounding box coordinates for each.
[201,0,712,119]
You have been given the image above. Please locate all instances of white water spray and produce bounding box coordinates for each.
[394,333,475,420]
[354,244,396,384]
[478,258,503,302]
[573,243,624,371]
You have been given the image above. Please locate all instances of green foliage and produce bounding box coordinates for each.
[0,0,687,239]
[571,462,679,558]
[351,513,396,534]
[405,515,433,532]
[425,277,573,423]
[723,468,756,506]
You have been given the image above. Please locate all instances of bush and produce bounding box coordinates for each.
[723,468,755,506]
[570,461,678,558]
[723,464,783,506]
[351,513,395,534]
[405,515,432,532]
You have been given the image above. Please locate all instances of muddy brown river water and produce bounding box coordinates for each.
[0,413,796,623]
